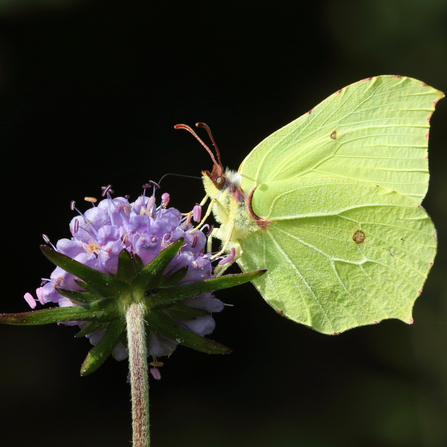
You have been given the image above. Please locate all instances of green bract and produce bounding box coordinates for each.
[0,238,265,375]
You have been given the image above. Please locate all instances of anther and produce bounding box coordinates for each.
[69,203,99,239]
[42,234,57,250]
[206,225,214,237]
[149,361,164,367]
[193,204,202,223]
[161,193,170,208]
[142,180,161,190]
[35,287,45,305]
[145,196,156,217]
[149,368,161,380]
[24,292,37,309]
[218,247,236,266]
[101,184,114,197]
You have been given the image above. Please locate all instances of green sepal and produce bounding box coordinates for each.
[74,280,101,294]
[133,252,144,273]
[159,265,188,287]
[75,321,108,338]
[163,303,208,320]
[0,298,120,326]
[151,311,231,355]
[40,245,128,298]
[80,319,126,376]
[116,249,142,283]
[57,288,100,304]
[151,269,267,309]
[132,239,183,291]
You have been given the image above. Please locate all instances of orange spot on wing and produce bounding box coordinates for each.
[352,230,366,244]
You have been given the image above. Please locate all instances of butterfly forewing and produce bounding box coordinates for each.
[239,76,443,204]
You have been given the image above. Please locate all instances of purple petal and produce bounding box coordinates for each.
[185,293,225,313]
[179,314,216,336]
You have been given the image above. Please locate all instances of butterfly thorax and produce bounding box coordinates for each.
[202,168,261,247]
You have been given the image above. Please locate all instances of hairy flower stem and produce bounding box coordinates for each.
[127,303,150,447]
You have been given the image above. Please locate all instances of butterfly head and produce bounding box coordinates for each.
[174,122,226,191]
[203,164,226,191]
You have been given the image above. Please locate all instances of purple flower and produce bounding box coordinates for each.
[0,184,264,377]
[33,188,224,364]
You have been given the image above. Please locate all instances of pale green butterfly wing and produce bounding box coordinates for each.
[239,76,443,204]
[236,177,436,334]
[200,75,441,333]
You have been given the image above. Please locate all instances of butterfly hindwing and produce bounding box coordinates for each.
[237,177,436,334]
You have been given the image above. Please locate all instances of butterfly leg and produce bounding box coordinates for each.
[211,218,235,260]
[207,226,218,253]
[214,261,231,277]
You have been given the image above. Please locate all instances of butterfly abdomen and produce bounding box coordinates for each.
[229,186,263,240]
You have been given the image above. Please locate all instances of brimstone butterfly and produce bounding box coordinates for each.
[177,75,443,335]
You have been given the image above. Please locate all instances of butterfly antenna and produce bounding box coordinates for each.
[158,173,202,185]
[195,122,223,168]
[174,124,221,168]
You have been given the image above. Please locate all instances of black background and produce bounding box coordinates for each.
[1,1,447,446]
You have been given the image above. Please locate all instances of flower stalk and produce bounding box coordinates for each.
[127,302,150,447]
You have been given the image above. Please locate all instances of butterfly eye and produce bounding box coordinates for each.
[216,176,225,186]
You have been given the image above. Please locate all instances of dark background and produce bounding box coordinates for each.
[0,1,446,446]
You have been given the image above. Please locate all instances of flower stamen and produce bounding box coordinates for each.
[42,234,57,250]
[70,201,99,239]
[101,184,114,197]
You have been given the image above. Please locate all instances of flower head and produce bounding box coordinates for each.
[40,186,221,365]
[1,184,265,376]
